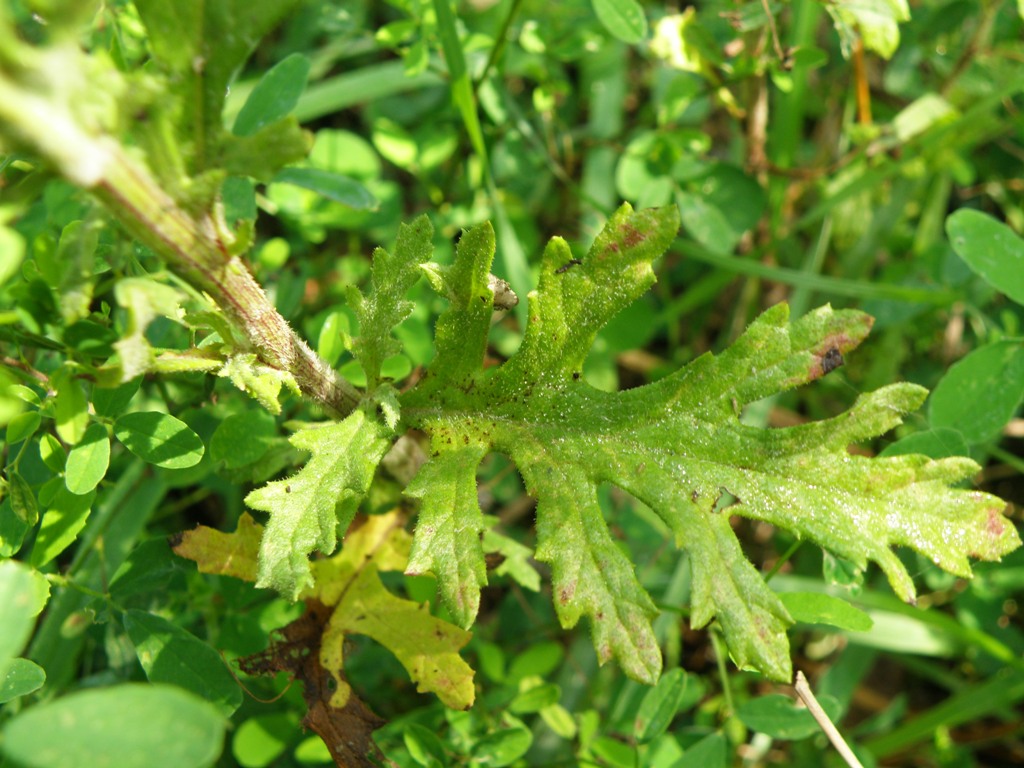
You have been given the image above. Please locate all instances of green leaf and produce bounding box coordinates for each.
[592,0,649,44]
[347,215,434,391]
[245,410,391,599]
[220,118,311,183]
[828,0,910,59]
[482,526,542,592]
[405,444,489,628]
[0,371,27,429]
[778,592,874,632]
[113,278,183,380]
[928,342,1024,444]
[0,560,49,675]
[232,713,296,768]
[4,411,40,445]
[403,723,449,767]
[0,504,30,558]
[53,220,99,323]
[30,485,94,567]
[52,367,89,445]
[471,724,532,767]
[507,641,565,684]
[233,53,311,137]
[307,513,476,709]
[677,733,727,767]
[134,0,301,170]
[272,167,378,210]
[0,225,25,287]
[893,93,956,141]
[217,352,300,414]
[401,203,1021,683]
[947,209,1024,306]
[210,409,277,468]
[110,539,182,602]
[64,422,110,495]
[634,668,692,743]
[0,683,225,768]
[880,428,969,460]
[7,471,38,526]
[124,609,242,716]
[114,412,205,469]
[0,657,46,703]
[737,692,843,739]
[92,378,141,418]
[509,682,560,714]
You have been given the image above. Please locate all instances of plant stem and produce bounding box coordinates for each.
[0,50,360,417]
[794,670,866,768]
[92,149,360,415]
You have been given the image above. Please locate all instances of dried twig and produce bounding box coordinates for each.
[794,670,866,768]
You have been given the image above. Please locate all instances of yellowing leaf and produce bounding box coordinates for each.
[172,512,263,582]
[308,513,474,711]
[186,511,475,711]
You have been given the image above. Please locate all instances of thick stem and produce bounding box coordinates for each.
[92,148,360,414]
[0,56,360,416]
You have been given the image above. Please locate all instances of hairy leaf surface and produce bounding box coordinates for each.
[400,203,1020,682]
[245,411,390,599]
[345,215,434,392]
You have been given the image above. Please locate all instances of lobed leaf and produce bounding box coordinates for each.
[401,202,1020,682]
[245,410,391,599]
[346,215,434,392]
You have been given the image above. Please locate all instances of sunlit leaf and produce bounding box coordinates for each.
[400,203,1020,683]
[114,412,205,469]
[592,0,648,44]
[245,411,391,599]
[947,209,1024,307]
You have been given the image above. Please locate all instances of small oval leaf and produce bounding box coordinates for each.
[65,422,110,495]
[0,683,225,768]
[947,209,1024,306]
[272,167,378,210]
[233,52,311,137]
[592,0,648,44]
[124,610,242,716]
[114,411,205,468]
[928,341,1024,444]
[0,657,46,703]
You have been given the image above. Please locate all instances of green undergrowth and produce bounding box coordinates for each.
[2,1,1024,767]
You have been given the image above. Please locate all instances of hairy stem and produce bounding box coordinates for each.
[0,50,360,416]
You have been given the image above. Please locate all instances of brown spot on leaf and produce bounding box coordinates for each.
[559,584,575,604]
[986,506,1007,539]
[238,601,385,768]
[821,347,843,374]
[622,225,644,247]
